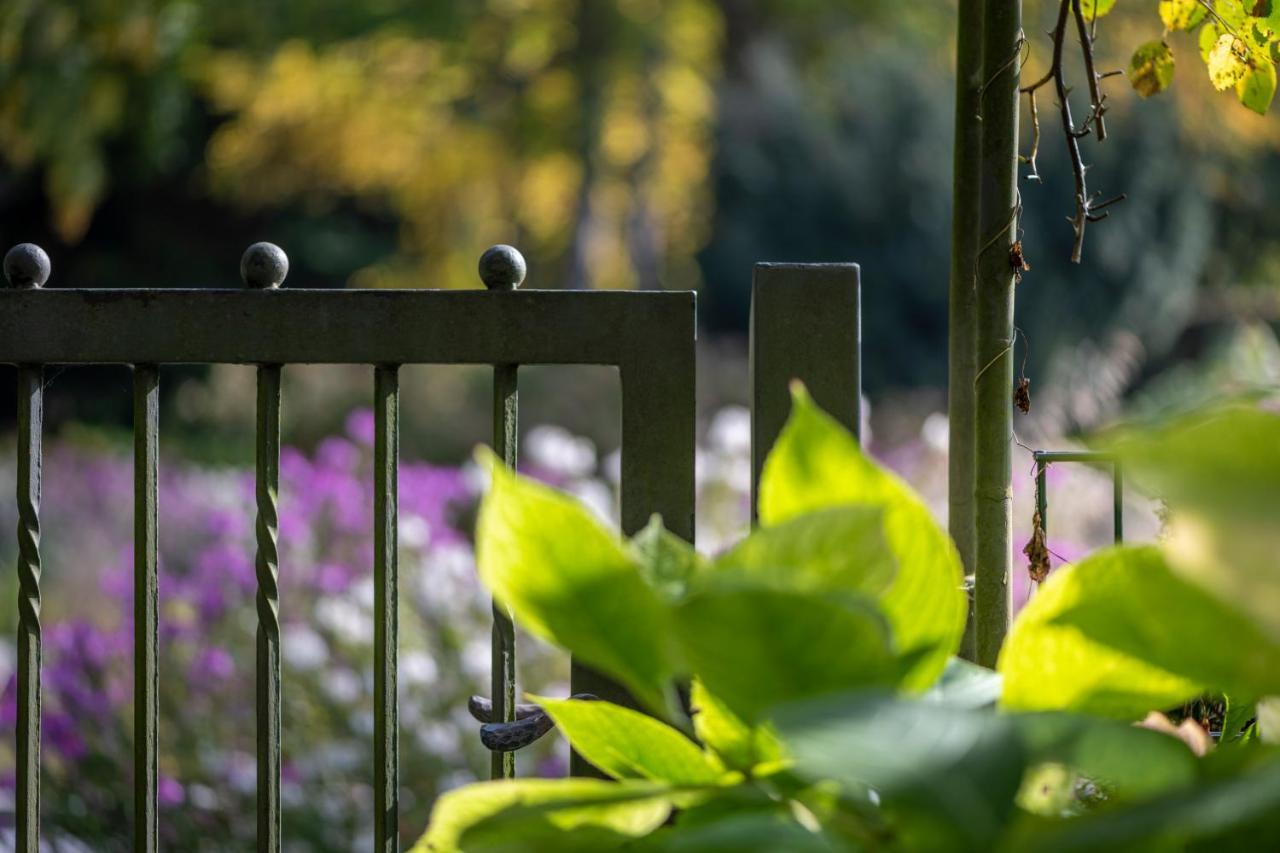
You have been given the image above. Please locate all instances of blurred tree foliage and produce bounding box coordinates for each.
[2,0,1280,409]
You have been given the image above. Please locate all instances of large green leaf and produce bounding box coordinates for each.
[1104,406,1280,648]
[532,696,726,785]
[999,547,1203,719]
[1046,547,1280,700]
[413,779,677,852]
[641,813,839,852]
[688,679,785,773]
[474,449,678,714]
[775,691,1025,852]
[674,587,896,721]
[757,384,966,690]
[711,505,894,599]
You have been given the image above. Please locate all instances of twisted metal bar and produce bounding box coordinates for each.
[255,363,282,853]
[15,364,43,853]
[244,241,287,853]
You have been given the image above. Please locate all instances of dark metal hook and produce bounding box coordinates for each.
[469,693,599,752]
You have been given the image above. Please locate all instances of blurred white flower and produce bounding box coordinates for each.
[525,425,597,478]
[316,597,372,645]
[323,668,363,704]
[400,514,432,549]
[400,650,439,689]
[569,480,616,526]
[708,406,751,456]
[921,412,949,453]
[284,623,329,671]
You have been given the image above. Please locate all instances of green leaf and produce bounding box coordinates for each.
[532,695,726,785]
[1012,712,1199,800]
[998,547,1202,719]
[1159,0,1209,31]
[1013,759,1280,852]
[757,384,966,690]
[1128,41,1176,97]
[474,449,678,714]
[1102,406,1280,648]
[711,505,894,599]
[922,657,1003,709]
[630,514,706,603]
[1080,0,1117,19]
[1237,58,1277,113]
[689,679,785,773]
[1045,548,1280,701]
[413,778,676,852]
[775,691,1025,851]
[674,587,896,721]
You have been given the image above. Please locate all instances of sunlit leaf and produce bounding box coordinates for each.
[630,514,706,603]
[413,779,676,852]
[1128,41,1175,97]
[474,449,678,714]
[757,384,966,690]
[1208,33,1251,90]
[999,547,1202,719]
[532,696,726,785]
[711,505,894,599]
[674,587,896,721]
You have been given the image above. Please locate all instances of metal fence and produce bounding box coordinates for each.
[0,242,863,851]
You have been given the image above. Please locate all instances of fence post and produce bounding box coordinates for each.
[749,263,861,520]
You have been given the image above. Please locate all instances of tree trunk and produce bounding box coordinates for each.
[973,0,1021,667]
[949,0,984,662]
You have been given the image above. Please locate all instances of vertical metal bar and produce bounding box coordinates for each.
[490,363,518,780]
[1113,462,1124,544]
[255,364,282,853]
[133,365,159,853]
[374,365,400,850]
[15,364,43,852]
[749,263,862,521]
[1035,458,1047,539]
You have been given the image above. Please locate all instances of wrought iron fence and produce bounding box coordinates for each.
[1,242,863,851]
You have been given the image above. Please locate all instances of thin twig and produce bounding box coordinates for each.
[1019,0,1123,262]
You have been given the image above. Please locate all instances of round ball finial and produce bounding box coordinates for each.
[4,243,51,289]
[240,242,289,289]
[478,244,526,291]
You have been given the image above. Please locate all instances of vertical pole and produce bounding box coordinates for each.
[374,365,400,850]
[241,242,289,853]
[5,242,51,853]
[479,245,526,780]
[973,0,1022,667]
[491,363,518,780]
[15,364,42,853]
[950,0,984,662]
[134,364,160,853]
[1113,462,1124,544]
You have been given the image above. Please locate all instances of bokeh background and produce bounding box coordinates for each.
[0,0,1275,848]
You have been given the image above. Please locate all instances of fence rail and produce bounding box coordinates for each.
[2,241,696,851]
